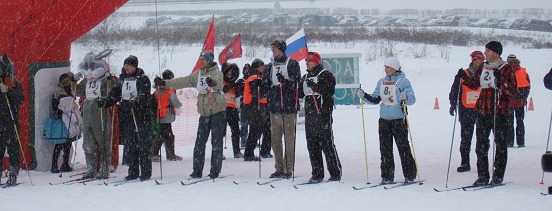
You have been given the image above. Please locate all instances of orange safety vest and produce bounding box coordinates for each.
[461,69,481,108]
[223,81,238,108]
[243,75,267,105]
[514,67,530,88]
[154,88,176,118]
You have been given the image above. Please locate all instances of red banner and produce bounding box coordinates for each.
[218,33,242,64]
[192,16,215,72]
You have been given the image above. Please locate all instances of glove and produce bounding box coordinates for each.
[449,105,456,116]
[0,83,7,93]
[129,98,139,108]
[399,92,407,101]
[276,73,286,83]
[73,72,83,81]
[97,98,108,108]
[306,79,317,90]
[357,88,365,99]
[457,68,466,79]
[154,76,165,88]
[205,77,216,87]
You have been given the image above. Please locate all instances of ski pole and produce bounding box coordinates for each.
[490,89,498,185]
[445,81,461,188]
[293,81,298,181]
[359,84,370,184]
[402,100,422,185]
[541,106,552,184]
[4,92,33,185]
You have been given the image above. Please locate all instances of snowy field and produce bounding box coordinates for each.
[4,1,552,210]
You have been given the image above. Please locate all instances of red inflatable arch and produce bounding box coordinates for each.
[0,0,128,169]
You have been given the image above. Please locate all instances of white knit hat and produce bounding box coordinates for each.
[384,57,401,71]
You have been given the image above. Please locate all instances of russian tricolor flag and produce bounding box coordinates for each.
[285,28,308,61]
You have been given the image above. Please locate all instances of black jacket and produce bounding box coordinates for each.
[299,65,335,117]
[106,68,155,124]
[0,77,24,127]
[263,56,301,114]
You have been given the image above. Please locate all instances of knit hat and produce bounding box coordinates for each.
[271,39,287,54]
[485,41,502,56]
[200,51,214,64]
[507,54,517,62]
[251,59,265,69]
[384,57,401,71]
[162,69,174,80]
[123,55,139,67]
[470,51,485,61]
[305,52,321,65]
[58,72,74,87]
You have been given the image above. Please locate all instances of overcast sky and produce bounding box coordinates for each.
[310,0,551,10]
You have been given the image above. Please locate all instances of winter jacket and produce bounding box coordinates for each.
[545,68,552,90]
[299,64,335,117]
[363,71,416,120]
[105,68,155,125]
[449,63,480,123]
[509,67,530,108]
[76,75,116,128]
[242,68,269,119]
[463,59,517,115]
[58,96,83,139]
[263,56,301,114]
[165,63,225,117]
[154,88,182,124]
[52,85,73,119]
[0,77,24,128]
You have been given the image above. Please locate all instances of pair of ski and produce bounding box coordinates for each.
[1,182,25,188]
[293,180,341,189]
[254,177,300,188]
[353,180,425,190]
[433,182,512,192]
[154,175,230,186]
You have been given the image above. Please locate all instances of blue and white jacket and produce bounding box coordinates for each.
[362,71,415,120]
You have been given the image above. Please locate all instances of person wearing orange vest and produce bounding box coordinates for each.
[506,55,530,148]
[448,51,484,172]
[222,63,243,158]
[151,69,182,161]
[242,59,272,161]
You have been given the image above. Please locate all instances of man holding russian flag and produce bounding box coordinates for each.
[263,39,302,179]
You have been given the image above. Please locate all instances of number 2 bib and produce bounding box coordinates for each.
[480,68,496,89]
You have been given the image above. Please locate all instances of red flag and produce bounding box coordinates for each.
[192,16,215,72]
[218,34,242,64]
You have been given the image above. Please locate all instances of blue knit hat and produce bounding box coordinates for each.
[200,51,215,64]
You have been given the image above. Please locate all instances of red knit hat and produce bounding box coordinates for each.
[305,52,321,65]
[470,51,485,61]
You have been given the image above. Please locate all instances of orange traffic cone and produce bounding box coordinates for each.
[434,97,440,110]
[528,97,534,111]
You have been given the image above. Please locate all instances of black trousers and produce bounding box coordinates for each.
[52,142,72,169]
[506,107,525,146]
[378,118,417,182]
[121,119,152,179]
[305,114,341,179]
[244,105,271,157]
[151,123,175,157]
[459,119,476,165]
[475,114,508,181]
[225,107,241,155]
[0,127,20,175]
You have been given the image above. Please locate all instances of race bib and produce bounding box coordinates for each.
[196,73,210,94]
[85,80,102,100]
[480,68,496,89]
[380,80,399,105]
[271,59,290,86]
[121,78,138,100]
[303,70,325,96]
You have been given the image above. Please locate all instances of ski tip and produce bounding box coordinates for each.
[270,184,276,188]
[155,180,162,185]
[103,182,109,186]
[49,182,54,185]
[232,181,239,185]
[293,185,299,189]
[433,188,440,192]
[180,181,186,186]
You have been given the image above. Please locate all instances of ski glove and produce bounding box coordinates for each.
[205,77,216,87]
[0,82,7,93]
[449,105,456,116]
[357,88,365,99]
[457,68,466,79]
[154,76,165,88]
[306,79,317,90]
[276,73,287,83]
[129,98,139,108]
[97,98,111,108]
[399,92,407,101]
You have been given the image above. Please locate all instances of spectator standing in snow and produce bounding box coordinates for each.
[357,57,417,184]
[460,41,517,186]
[151,69,183,162]
[263,39,301,178]
[0,53,24,185]
[242,59,272,161]
[99,55,155,181]
[505,55,530,148]
[448,51,484,172]
[154,51,225,179]
[221,63,243,158]
[299,52,342,183]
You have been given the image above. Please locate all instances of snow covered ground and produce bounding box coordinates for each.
[4,2,552,210]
